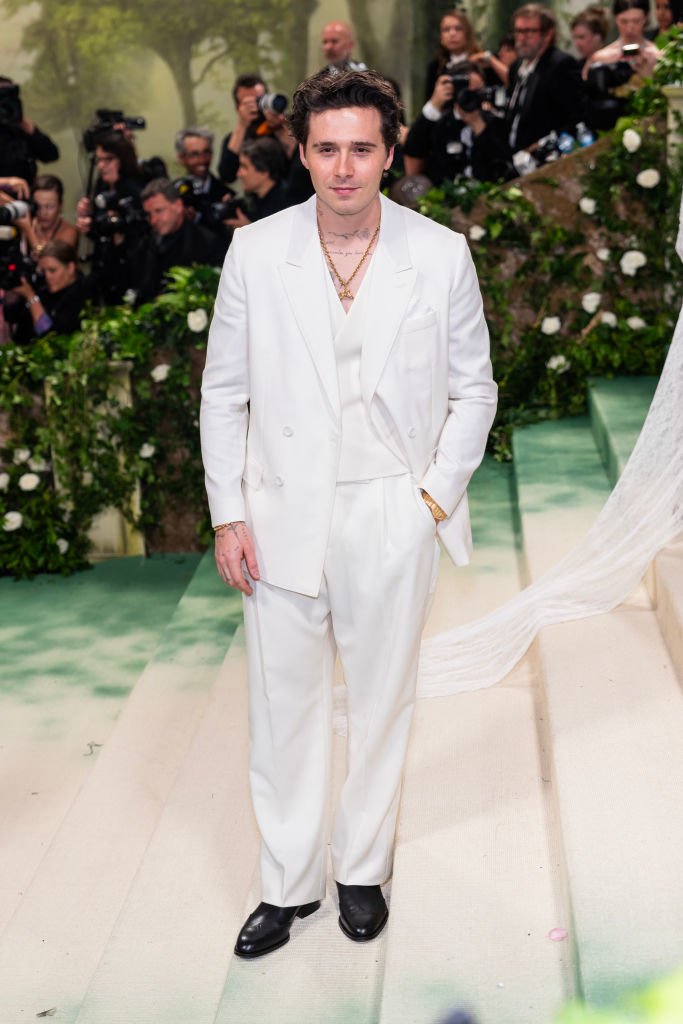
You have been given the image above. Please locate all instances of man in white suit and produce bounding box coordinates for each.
[200,69,497,959]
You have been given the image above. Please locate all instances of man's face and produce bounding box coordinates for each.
[236,154,270,195]
[178,135,213,180]
[513,17,553,60]
[321,22,353,65]
[235,83,266,123]
[300,106,393,220]
[143,194,184,236]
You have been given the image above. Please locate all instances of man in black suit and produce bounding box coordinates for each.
[506,4,585,155]
[138,178,227,300]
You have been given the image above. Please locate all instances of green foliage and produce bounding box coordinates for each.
[418,97,679,460]
[555,967,683,1022]
[0,267,218,579]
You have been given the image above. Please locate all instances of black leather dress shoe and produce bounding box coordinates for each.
[336,882,388,941]
[234,900,321,958]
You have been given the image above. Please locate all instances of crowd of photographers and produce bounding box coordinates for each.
[0,0,677,343]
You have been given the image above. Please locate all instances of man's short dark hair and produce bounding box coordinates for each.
[512,3,556,32]
[288,69,402,153]
[141,177,180,204]
[240,137,287,183]
[232,73,267,106]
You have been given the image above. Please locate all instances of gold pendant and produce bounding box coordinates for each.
[339,286,353,300]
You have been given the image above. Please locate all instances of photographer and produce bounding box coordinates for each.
[0,78,59,187]
[137,178,227,301]
[584,0,660,78]
[12,174,78,259]
[3,240,94,344]
[76,131,146,304]
[225,137,293,230]
[404,65,512,185]
[175,127,227,205]
[507,4,585,153]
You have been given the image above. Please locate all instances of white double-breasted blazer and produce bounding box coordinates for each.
[200,192,497,597]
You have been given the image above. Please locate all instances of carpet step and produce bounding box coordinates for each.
[650,538,683,681]
[588,377,657,487]
[378,654,572,1024]
[0,551,241,1022]
[0,553,201,935]
[537,598,683,1003]
[73,631,258,1024]
[512,416,612,582]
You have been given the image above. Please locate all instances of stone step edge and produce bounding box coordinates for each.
[0,554,241,1018]
[73,633,259,1024]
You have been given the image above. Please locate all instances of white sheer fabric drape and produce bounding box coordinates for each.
[415,191,683,698]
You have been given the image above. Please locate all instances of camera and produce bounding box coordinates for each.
[83,108,147,151]
[455,85,507,114]
[0,198,34,225]
[174,175,239,227]
[0,83,23,127]
[585,60,633,130]
[0,228,36,290]
[216,197,246,221]
[447,73,471,96]
[258,93,288,116]
[91,190,148,238]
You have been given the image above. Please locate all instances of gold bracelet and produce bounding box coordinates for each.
[421,490,447,521]
[213,522,234,532]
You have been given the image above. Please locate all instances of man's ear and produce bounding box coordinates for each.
[299,142,309,170]
[383,146,395,172]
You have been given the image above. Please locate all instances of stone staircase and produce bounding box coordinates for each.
[1,378,681,1024]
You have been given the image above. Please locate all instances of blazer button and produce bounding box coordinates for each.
[407,427,417,438]
[282,426,293,436]
[274,476,284,487]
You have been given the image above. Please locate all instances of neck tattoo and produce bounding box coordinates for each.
[318,221,380,300]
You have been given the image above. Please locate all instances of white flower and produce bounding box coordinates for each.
[56,538,69,554]
[541,316,562,335]
[139,443,156,459]
[19,472,40,491]
[469,224,486,241]
[123,288,138,304]
[28,456,48,472]
[3,511,22,531]
[622,128,642,153]
[546,354,570,373]
[581,292,601,314]
[151,363,171,383]
[627,315,646,329]
[636,168,660,189]
[620,249,647,276]
[579,197,596,215]
[187,309,208,333]
[12,448,31,465]
[597,247,610,262]
[601,311,617,327]
[0,472,9,491]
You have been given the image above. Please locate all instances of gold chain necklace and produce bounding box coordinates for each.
[318,222,380,300]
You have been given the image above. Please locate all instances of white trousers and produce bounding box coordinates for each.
[242,473,440,906]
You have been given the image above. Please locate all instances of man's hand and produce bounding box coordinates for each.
[430,75,455,111]
[224,207,251,230]
[0,177,30,200]
[214,521,260,595]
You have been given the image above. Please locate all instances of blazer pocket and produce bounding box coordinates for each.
[243,454,263,489]
[399,311,438,335]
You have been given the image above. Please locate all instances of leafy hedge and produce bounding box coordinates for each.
[1,96,681,577]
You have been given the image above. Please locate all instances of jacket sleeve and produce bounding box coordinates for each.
[27,126,59,163]
[420,235,497,515]
[199,234,250,526]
